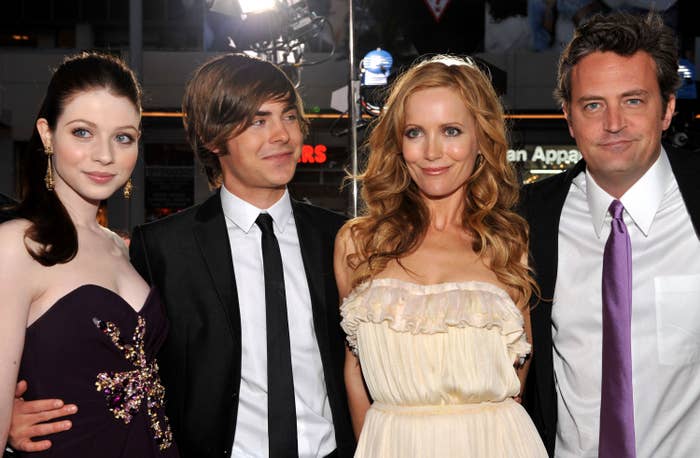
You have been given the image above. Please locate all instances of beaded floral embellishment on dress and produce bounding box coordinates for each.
[93,316,174,451]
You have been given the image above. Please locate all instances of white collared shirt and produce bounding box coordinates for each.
[552,149,700,457]
[220,187,336,458]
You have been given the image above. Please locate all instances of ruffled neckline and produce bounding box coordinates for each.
[340,278,530,358]
[350,278,514,298]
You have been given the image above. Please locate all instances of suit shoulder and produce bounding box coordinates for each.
[135,201,206,236]
[519,166,583,220]
[666,144,700,169]
[523,170,571,194]
[294,201,347,227]
[522,168,576,201]
[0,193,15,206]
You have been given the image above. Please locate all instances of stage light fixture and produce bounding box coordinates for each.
[208,0,238,16]
[238,0,277,15]
[208,0,331,72]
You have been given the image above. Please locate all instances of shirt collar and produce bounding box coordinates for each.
[577,147,673,238]
[220,186,293,234]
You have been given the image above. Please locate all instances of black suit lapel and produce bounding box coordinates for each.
[192,193,242,349]
[292,201,330,347]
[523,160,585,454]
[187,193,241,455]
[529,160,585,301]
[291,201,356,454]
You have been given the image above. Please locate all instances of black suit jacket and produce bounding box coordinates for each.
[129,192,354,457]
[519,145,700,456]
[0,193,16,224]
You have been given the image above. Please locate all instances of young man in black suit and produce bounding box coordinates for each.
[521,12,700,457]
[8,54,353,458]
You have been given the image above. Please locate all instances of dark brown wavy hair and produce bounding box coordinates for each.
[15,52,141,266]
[346,55,536,308]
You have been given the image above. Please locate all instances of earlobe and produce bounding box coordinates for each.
[205,141,221,156]
[662,94,676,129]
[36,118,52,148]
[562,104,575,138]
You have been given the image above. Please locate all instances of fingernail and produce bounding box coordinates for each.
[63,421,72,430]
[68,405,78,413]
[53,400,64,408]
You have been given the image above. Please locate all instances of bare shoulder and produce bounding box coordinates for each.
[0,217,31,235]
[99,225,129,259]
[334,220,362,300]
[334,219,360,258]
[0,219,41,301]
[0,219,36,265]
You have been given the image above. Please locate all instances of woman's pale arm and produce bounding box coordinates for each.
[344,347,370,439]
[334,225,371,439]
[514,254,535,402]
[0,222,35,449]
[515,303,533,403]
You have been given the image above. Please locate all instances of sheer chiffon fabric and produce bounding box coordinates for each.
[341,279,547,457]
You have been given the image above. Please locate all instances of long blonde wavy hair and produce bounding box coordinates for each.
[346,55,536,309]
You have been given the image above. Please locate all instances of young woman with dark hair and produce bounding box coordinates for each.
[0,52,178,457]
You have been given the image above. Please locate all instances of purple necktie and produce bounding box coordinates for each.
[599,199,635,458]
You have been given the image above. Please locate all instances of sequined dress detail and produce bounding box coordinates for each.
[341,279,547,457]
[18,285,178,457]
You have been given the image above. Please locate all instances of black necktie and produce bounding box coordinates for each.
[255,213,298,457]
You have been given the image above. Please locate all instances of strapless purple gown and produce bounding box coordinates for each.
[17,284,179,457]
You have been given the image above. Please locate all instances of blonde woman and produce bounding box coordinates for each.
[334,56,547,457]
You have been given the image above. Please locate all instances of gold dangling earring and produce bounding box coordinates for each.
[44,145,54,191]
[123,177,133,199]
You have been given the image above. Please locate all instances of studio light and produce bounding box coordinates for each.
[208,0,331,70]
[238,0,277,15]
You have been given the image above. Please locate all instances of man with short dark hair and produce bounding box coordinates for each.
[521,12,700,457]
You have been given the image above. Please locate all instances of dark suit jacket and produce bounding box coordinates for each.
[129,191,354,458]
[519,145,700,456]
[0,193,16,224]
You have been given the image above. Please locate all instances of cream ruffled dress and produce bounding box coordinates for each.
[341,278,547,457]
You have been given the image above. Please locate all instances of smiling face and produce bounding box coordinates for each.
[564,51,675,197]
[217,97,303,208]
[37,88,140,206]
[401,86,480,202]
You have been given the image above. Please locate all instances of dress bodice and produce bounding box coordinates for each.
[340,278,531,405]
[18,284,178,457]
[342,279,548,457]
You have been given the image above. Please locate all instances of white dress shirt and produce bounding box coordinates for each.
[220,186,336,458]
[552,149,700,457]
